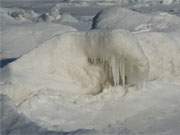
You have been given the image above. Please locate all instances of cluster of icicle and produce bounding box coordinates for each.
[88,55,126,88]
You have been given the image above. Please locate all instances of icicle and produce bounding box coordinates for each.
[88,55,127,88]
[111,56,119,86]
[104,58,109,82]
[120,56,125,88]
[108,57,113,85]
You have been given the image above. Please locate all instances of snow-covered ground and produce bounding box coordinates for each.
[1,1,180,135]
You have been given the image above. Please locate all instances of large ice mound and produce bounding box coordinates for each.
[1,29,180,131]
[2,30,180,100]
[2,30,147,98]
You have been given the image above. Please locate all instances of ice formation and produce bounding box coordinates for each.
[1,29,180,132]
[1,2,180,134]
[7,8,39,22]
[2,29,180,100]
[87,45,127,88]
[84,30,149,88]
[92,6,180,32]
